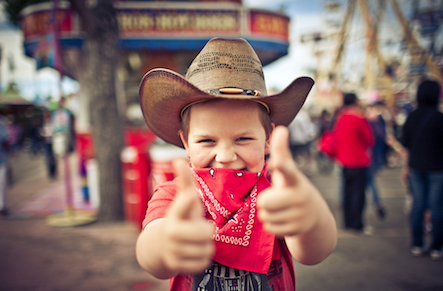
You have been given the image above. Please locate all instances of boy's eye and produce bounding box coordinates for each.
[237,137,252,142]
[198,139,215,143]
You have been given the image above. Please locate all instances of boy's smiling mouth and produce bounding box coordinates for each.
[204,166,248,171]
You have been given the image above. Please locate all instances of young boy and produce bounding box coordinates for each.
[136,38,337,291]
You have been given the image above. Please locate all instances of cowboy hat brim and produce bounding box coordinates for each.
[139,68,314,148]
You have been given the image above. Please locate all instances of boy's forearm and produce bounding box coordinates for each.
[136,219,179,279]
[285,197,337,265]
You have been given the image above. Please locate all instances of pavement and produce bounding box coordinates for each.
[1,149,442,291]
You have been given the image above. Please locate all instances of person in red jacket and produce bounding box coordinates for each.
[334,93,374,232]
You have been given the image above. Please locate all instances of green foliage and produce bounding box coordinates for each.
[4,0,49,27]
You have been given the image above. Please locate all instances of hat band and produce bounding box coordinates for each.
[207,87,270,114]
[207,87,262,97]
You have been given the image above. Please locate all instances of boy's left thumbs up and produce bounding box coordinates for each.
[257,126,318,237]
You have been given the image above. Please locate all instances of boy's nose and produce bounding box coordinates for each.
[215,145,237,164]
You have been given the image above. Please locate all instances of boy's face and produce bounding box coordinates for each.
[180,99,271,172]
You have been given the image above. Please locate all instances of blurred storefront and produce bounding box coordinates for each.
[0,83,41,147]
[19,0,290,129]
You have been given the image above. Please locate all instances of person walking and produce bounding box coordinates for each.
[334,93,374,233]
[29,117,42,157]
[366,103,387,220]
[40,110,57,180]
[6,115,22,158]
[316,109,334,174]
[0,115,9,216]
[401,79,443,261]
[52,97,75,157]
[288,108,318,175]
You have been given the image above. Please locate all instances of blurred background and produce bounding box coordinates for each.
[0,0,442,225]
[1,1,443,290]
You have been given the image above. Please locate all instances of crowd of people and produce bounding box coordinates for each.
[283,77,443,263]
[0,97,75,216]
[309,79,443,261]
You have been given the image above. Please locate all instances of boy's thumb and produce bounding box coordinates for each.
[270,126,292,162]
[270,126,298,187]
[171,158,202,220]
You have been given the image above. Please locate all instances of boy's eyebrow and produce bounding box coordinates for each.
[191,128,259,138]
[191,133,214,139]
[235,130,256,136]
[200,129,256,135]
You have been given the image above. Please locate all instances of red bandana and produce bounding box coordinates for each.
[190,164,275,274]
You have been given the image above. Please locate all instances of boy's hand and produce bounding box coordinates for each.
[161,158,215,274]
[257,126,321,237]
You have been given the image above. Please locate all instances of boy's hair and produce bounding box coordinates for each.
[181,100,273,141]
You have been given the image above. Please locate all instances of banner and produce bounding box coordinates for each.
[250,10,289,41]
[20,2,290,67]
[118,9,239,36]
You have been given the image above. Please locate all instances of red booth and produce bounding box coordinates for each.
[77,128,156,228]
[121,128,156,228]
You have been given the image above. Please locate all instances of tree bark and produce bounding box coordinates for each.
[72,0,125,221]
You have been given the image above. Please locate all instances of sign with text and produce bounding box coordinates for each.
[20,2,290,66]
[249,10,289,41]
[118,9,240,36]
[21,8,77,40]
[21,4,289,42]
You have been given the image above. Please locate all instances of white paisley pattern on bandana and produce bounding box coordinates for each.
[193,170,258,247]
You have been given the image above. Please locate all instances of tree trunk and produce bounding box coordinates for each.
[83,0,125,221]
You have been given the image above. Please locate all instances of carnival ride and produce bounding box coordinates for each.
[303,0,443,109]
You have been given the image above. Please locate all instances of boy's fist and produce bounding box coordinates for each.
[161,158,215,274]
[257,126,321,237]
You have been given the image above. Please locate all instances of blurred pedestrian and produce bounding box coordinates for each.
[334,93,374,233]
[5,114,22,185]
[318,109,333,137]
[365,102,387,220]
[40,109,57,180]
[6,114,22,158]
[401,79,443,261]
[29,117,42,156]
[52,97,75,157]
[0,115,10,216]
[316,109,334,174]
[288,108,318,174]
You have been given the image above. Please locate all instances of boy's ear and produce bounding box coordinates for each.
[179,131,190,157]
[264,123,275,156]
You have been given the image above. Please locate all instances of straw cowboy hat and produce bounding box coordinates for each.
[139,37,314,148]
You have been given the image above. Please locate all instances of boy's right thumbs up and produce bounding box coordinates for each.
[161,158,214,274]
[171,158,203,220]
